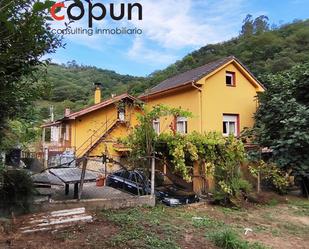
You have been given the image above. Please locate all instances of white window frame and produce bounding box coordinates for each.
[118,109,125,121]
[226,72,235,86]
[223,115,238,136]
[65,124,70,141]
[51,125,60,142]
[153,119,160,134]
[176,117,188,134]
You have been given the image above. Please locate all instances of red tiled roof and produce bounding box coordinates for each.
[64,93,140,120]
[42,94,141,127]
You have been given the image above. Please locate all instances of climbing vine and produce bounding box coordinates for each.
[157,132,245,183]
[123,104,192,168]
[124,105,249,204]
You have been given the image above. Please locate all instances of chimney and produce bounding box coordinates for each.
[64,108,71,117]
[94,82,102,104]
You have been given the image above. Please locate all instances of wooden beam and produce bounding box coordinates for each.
[78,158,87,200]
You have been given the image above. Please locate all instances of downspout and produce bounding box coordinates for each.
[191,81,203,133]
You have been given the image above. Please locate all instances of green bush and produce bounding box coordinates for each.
[230,178,252,195]
[0,169,36,216]
[213,178,252,206]
[249,160,289,194]
[209,229,267,249]
[210,229,245,249]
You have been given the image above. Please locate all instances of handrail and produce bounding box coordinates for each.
[75,117,118,158]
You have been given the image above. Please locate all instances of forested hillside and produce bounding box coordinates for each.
[40,17,309,119]
[38,62,145,119]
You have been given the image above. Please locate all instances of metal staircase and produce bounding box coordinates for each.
[75,118,119,159]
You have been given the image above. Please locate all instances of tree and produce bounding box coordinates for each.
[126,106,249,205]
[253,15,270,34]
[124,104,192,195]
[0,0,62,148]
[240,14,254,36]
[125,104,192,167]
[254,63,309,196]
[240,15,270,37]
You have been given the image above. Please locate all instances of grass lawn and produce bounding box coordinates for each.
[1,195,309,249]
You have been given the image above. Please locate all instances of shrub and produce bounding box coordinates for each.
[209,229,267,249]
[230,178,252,195]
[0,169,36,216]
[249,160,289,194]
[210,229,245,249]
[214,178,252,206]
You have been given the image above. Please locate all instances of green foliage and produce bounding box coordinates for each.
[249,160,289,194]
[192,216,224,229]
[36,19,309,121]
[230,178,252,195]
[142,18,309,94]
[0,0,62,148]
[214,176,252,206]
[144,236,180,249]
[253,63,309,194]
[0,169,36,216]
[40,62,145,118]
[101,206,181,249]
[1,116,41,151]
[156,132,246,184]
[240,15,269,36]
[157,133,198,182]
[127,125,248,189]
[288,199,309,216]
[208,229,267,249]
[124,104,192,171]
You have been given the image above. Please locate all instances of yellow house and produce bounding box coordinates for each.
[138,56,265,193]
[140,56,265,136]
[42,85,141,171]
[41,56,264,184]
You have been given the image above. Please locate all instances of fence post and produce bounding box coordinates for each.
[78,158,87,200]
[151,156,155,196]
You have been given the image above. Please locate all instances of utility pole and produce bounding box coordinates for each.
[50,105,54,122]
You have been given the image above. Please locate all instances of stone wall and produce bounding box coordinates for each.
[35,195,156,212]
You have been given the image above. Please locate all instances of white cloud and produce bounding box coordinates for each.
[49,0,251,68]
[126,0,247,65]
[128,37,178,65]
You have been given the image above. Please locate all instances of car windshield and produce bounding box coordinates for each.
[133,169,174,187]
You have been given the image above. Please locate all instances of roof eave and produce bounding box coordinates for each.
[139,80,195,100]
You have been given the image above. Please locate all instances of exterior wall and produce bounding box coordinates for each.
[69,102,140,171]
[35,195,156,212]
[144,62,263,135]
[145,87,201,133]
[199,63,259,133]
[70,104,117,156]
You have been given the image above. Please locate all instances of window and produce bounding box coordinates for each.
[118,105,125,121]
[65,124,70,141]
[176,117,188,134]
[153,119,160,134]
[226,71,235,86]
[223,114,238,136]
[51,125,59,142]
[114,170,124,177]
[122,171,130,180]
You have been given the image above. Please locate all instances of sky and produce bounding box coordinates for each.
[47,0,309,76]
